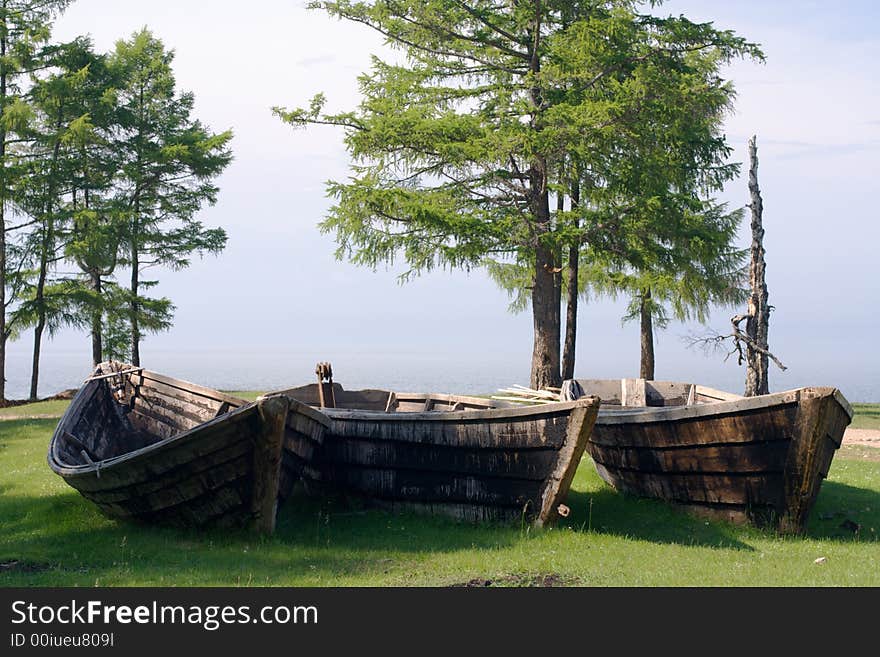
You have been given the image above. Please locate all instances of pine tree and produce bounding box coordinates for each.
[54,44,124,367]
[579,38,752,381]
[275,1,760,388]
[12,38,95,398]
[0,0,71,401]
[109,29,231,366]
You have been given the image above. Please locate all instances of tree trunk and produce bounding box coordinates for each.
[532,248,561,389]
[526,16,560,391]
[529,159,561,390]
[29,228,49,400]
[29,111,64,400]
[0,194,5,403]
[29,323,44,401]
[639,288,655,381]
[561,180,580,380]
[130,109,143,366]
[130,231,140,366]
[30,226,51,399]
[91,272,102,367]
[0,35,7,403]
[745,136,770,396]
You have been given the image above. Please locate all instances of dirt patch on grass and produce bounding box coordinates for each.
[843,428,880,448]
[450,573,578,587]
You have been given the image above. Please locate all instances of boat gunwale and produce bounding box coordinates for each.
[593,386,852,425]
[126,364,252,409]
[47,363,329,479]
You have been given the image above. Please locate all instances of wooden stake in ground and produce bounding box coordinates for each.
[744,135,770,396]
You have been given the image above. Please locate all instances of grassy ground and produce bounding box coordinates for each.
[1,401,877,587]
[851,403,880,430]
[0,398,71,419]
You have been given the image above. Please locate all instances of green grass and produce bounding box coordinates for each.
[225,391,264,402]
[0,398,72,419]
[851,403,880,430]
[1,402,878,586]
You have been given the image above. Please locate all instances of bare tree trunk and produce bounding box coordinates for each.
[561,180,580,380]
[639,288,655,380]
[745,136,770,396]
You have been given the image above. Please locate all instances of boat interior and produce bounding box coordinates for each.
[573,379,743,409]
[273,370,743,414]
[272,382,504,413]
[52,364,246,468]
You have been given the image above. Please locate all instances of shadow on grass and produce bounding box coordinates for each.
[561,487,755,550]
[272,492,522,553]
[560,480,880,547]
[0,487,521,586]
[805,480,880,541]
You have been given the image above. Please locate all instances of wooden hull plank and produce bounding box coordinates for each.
[278,386,601,526]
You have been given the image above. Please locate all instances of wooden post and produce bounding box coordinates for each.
[251,395,289,534]
[315,362,336,408]
[621,378,646,407]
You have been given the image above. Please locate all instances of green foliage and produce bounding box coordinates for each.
[8,279,91,341]
[108,29,231,359]
[98,282,174,363]
[0,2,76,361]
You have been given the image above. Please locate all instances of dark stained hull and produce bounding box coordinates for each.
[48,362,328,532]
[273,383,601,526]
[582,383,853,533]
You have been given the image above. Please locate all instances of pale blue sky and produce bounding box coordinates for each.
[6,0,879,400]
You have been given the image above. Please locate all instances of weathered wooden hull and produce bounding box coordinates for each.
[48,362,328,532]
[585,386,852,533]
[273,384,601,526]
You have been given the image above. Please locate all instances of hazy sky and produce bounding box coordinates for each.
[6,0,879,400]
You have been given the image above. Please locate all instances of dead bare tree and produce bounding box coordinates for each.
[685,136,785,392]
[743,135,771,395]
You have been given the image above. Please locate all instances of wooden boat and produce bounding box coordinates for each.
[47,361,329,533]
[270,368,601,526]
[569,379,853,533]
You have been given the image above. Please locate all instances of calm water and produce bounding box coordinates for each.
[5,345,878,403]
